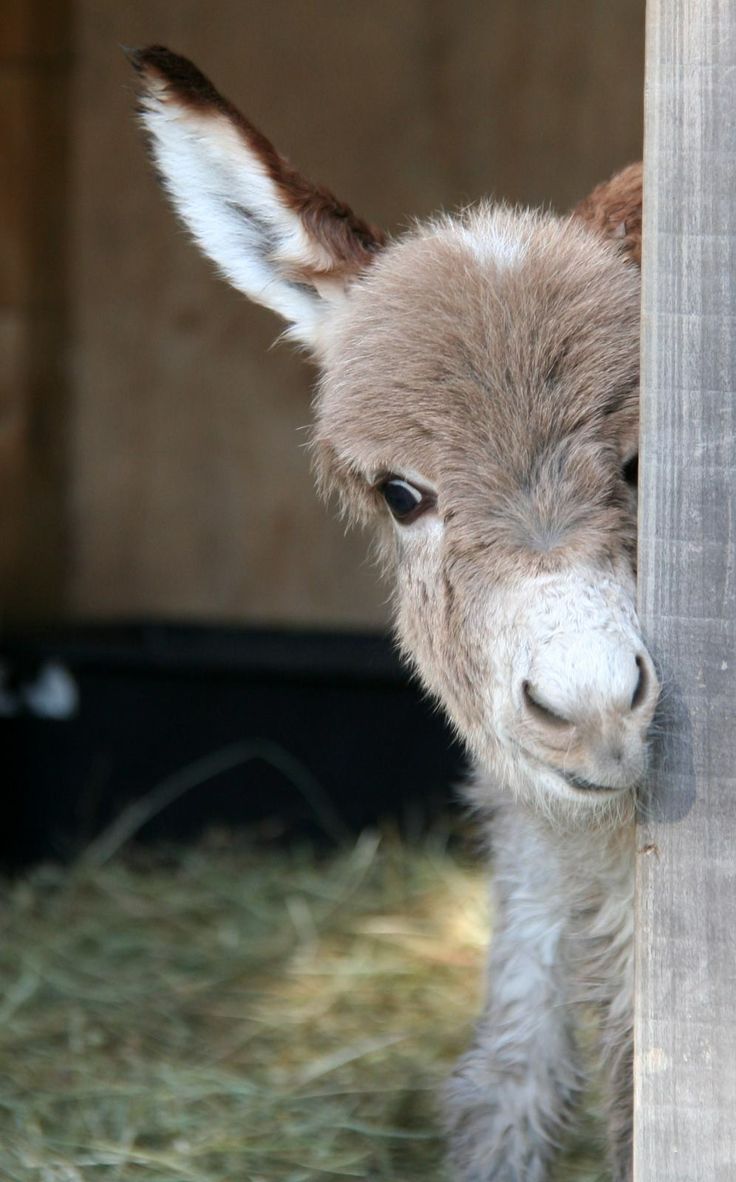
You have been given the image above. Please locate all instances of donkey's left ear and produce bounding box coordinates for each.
[129,46,385,349]
[571,162,642,267]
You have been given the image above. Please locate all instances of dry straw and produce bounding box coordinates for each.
[1,829,605,1180]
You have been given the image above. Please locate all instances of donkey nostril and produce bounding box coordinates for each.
[631,655,648,710]
[522,680,572,730]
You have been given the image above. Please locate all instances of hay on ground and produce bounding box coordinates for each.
[0,830,606,1181]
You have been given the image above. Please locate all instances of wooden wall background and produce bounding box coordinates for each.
[2,0,645,629]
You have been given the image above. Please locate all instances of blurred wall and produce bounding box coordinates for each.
[2,0,645,629]
[2,1,71,619]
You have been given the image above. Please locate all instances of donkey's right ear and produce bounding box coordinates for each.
[129,46,385,349]
[571,162,642,267]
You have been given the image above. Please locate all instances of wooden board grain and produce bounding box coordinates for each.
[635,1,736,1178]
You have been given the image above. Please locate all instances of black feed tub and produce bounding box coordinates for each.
[1,624,464,869]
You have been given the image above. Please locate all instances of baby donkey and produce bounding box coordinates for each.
[131,46,659,1182]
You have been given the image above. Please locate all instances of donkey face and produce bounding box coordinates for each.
[133,48,658,815]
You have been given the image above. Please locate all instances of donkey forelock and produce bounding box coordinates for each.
[314,205,641,575]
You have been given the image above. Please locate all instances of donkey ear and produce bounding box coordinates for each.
[571,162,642,267]
[129,46,385,347]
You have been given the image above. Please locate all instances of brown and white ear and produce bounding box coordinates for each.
[571,162,642,267]
[129,46,385,347]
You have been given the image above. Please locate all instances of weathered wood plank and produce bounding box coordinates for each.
[636,1,736,1179]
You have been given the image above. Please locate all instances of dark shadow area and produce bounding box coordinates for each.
[2,622,465,869]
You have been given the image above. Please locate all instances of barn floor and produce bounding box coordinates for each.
[1,829,606,1181]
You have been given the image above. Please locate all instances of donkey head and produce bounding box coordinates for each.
[132,47,658,818]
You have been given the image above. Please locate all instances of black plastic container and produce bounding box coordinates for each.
[1,624,464,868]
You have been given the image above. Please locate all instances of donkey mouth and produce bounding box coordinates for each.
[515,741,637,796]
[557,770,632,795]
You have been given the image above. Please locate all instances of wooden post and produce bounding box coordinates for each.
[636,2,736,1178]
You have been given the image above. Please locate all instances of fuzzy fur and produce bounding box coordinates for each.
[132,48,659,1181]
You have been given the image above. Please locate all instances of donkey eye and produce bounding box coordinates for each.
[622,453,639,488]
[378,476,435,524]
